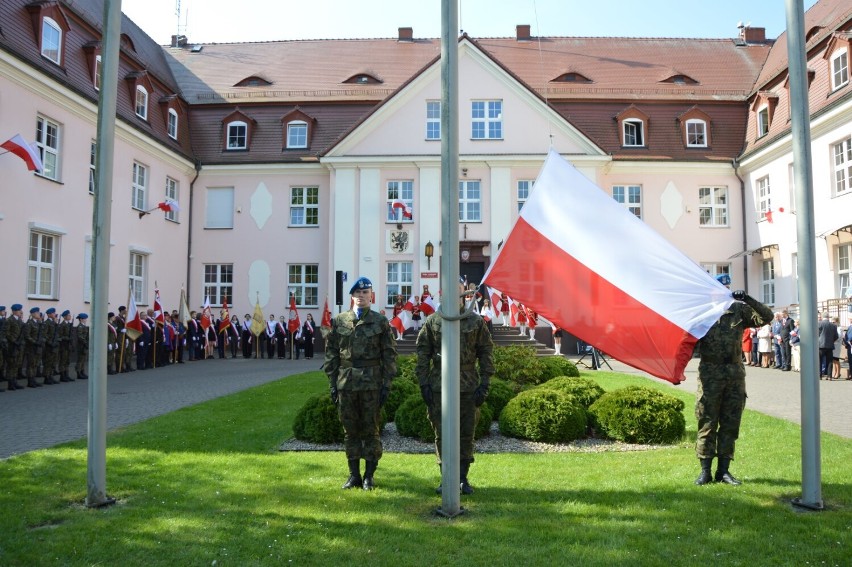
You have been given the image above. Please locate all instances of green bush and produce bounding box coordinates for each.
[485,378,516,419]
[589,386,686,444]
[537,376,604,409]
[385,378,418,422]
[292,393,344,444]
[498,389,586,443]
[538,356,580,379]
[475,402,494,439]
[493,345,546,387]
[395,354,418,385]
[395,394,434,442]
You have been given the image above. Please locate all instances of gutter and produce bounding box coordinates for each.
[186,161,201,306]
[732,157,749,295]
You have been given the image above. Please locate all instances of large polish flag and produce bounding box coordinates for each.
[1,134,43,172]
[420,295,437,317]
[483,149,732,384]
[390,295,415,335]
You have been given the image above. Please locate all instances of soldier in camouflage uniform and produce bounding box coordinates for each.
[0,306,6,390]
[75,313,90,379]
[324,277,397,491]
[24,307,44,388]
[107,312,119,374]
[3,305,26,390]
[57,310,74,382]
[416,284,494,495]
[694,274,773,486]
[41,307,60,385]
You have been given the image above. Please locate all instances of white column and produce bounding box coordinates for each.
[358,168,382,286]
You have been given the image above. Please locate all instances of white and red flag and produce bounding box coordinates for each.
[288,295,301,334]
[391,199,413,220]
[320,297,333,338]
[125,293,144,340]
[420,294,437,316]
[483,149,732,384]
[390,295,415,335]
[200,296,212,331]
[153,287,165,325]
[1,134,43,172]
[157,198,180,213]
[219,298,231,333]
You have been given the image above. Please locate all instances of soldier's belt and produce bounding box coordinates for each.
[342,360,381,368]
[701,356,735,364]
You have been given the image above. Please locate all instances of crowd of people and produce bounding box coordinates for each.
[742,309,851,379]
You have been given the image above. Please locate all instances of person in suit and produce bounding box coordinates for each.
[817,312,839,379]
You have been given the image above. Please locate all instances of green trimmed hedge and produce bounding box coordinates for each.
[537,376,605,409]
[498,389,586,443]
[395,394,434,442]
[538,356,580,380]
[589,386,686,444]
[384,378,418,422]
[485,378,516,419]
[475,402,494,439]
[292,393,344,444]
[493,345,545,386]
[395,354,418,385]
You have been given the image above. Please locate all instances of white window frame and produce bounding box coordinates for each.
[757,106,770,137]
[830,48,849,92]
[700,263,731,282]
[290,186,319,227]
[386,180,414,223]
[89,140,96,195]
[167,109,178,139]
[386,262,413,307]
[426,101,441,140]
[458,180,481,222]
[36,115,60,181]
[698,186,729,227]
[756,176,771,220]
[203,264,233,307]
[135,86,148,120]
[612,184,642,218]
[165,177,179,223]
[41,17,62,64]
[286,121,308,149]
[761,258,775,305]
[686,119,707,147]
[471,100,503,140]
[205,187,235,229]
[288,264,319,307]
[226,121,247,150]
[838,244,851,300]
[28,231,58,299]
[132,162,147,211]
[94,55,102,90]
[623,119,644,147]
[832,137,852,197]
[517,180,533,212]
[129,251,148,305]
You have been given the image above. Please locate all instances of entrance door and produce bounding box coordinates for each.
[460,262,485,287]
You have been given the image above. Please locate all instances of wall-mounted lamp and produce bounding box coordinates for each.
[461,168,468,177]
[424,240,434,269]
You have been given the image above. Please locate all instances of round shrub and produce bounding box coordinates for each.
[538,356,580,380]
[384,378,418,422]
[485,378,516,419]
[493,345,546,387]
[589,386,686,444]
[292,393,344,444]
[498,389,586,443]
[538,376,604,409]
[475,402,494,440]
[395,394,434,442]
[395,354,418,386]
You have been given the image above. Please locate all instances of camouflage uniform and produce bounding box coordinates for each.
[56,316,74,381]
[41,315,59,384]
[24,315,44,386]
[415,310,494,466]
[324,309,397,462]
[0,314,6,384]
[107,320,119,373]
[3,315,25,389]
[75,323,89,378]
[695,295,772,477]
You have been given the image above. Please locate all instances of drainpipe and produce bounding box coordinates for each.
[732,158,749,295]
[186,161,201,305]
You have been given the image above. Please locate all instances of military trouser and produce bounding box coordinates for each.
[107,346,116,372]
[76,349,89,374]
[0,347,5,380]
[426,391,479,464]
[695,364,746,459]
[6,349,23,383]
[58,346,70,375]
[42,346,57,377]
[337,389,383,461]
[25,347,41,378]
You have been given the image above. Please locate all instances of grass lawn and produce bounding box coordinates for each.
[0,370,849,566]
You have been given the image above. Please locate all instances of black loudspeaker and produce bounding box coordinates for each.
[335,271,344,306]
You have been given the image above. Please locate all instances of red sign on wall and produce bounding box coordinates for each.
[421,272,438,278]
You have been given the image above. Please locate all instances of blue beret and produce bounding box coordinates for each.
[0,306,5,311]
[349,276,372,295]
[108,312,115,318]
[61,310,71,317]
[30,307,40,314]
[119,306,126,312]
[11,304,23,311]
[77,313,88,320]
[716,273,731,286]
[45,307,56,315]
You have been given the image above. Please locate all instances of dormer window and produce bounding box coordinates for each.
[343,73,383,85]
[222,109,256,151]
[678,107,712,148]
[281,108,316,150]
[135,86,149,120]
[41,17,62,64]
[757,107,770,137]
[234,76,272,87]
[167,109,178,139]
[551,72,592,84]
[661,74,699,85]
[616,106,649,148]
[94,55,102,90]
[27,2,71,67]
[120,33,136,53]
[125,71,155,122]
[823,33,851,93]
[751,92,778,139]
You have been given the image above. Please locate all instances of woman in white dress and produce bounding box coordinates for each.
[757,323,773,368]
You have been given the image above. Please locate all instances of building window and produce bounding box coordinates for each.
[686,119,707,147]
[761,258,775,305]
[623,119,644,147]
[471,100,502,140]
[205,187,234,229]
[426,101,441,140]
[701,263,731,282]
[756,176,771,220]
[832,137,852,196]
[132,162,147,211]
[698,186,729,227]
[204,264,233,307]
[28,231,58,299]
[135,86,148,120]
[94,55,102,90]
[517,180,533,212]
[41,17,62,64]
[167,109,178,139]
[288,264,319,307]
[459,180,481,222]
[286,121,307,148]
[226,121,247,150]
[612,185,642,218]
[838,244,851,300]
[757,106,770,137]
[129,252,147,305]
[35,115,60,181]
[830,48,849,91]
[386,180,413,223]
[89,140,96,195]
[165,177,179,222]
[386,262,413,306]
[290,187,319,226]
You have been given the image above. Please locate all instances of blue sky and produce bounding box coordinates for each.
[122,0,820,45]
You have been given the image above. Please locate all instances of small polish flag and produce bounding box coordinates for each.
[1,134,43,172]
[420,295,437,316]
[157,198,180,212]
[391,200,413,220]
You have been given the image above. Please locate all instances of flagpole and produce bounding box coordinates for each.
[118,285,131,373]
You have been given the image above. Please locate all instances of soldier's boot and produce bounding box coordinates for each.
[460,460,474,495]
[77,370,88,380]
[66,371,75,382]
[362,460,378,491]
[341,459,362,489]
[714,458,742,485]
[694,458,714,485]
[27,375,42,388]
[435,465,443,494]
[44,373,58,385]
[8,378,21,391]
[59,371,70,382]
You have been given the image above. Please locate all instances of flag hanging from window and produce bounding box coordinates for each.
[1,134,43,172]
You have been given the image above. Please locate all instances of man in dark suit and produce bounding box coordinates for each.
[778,309,795,371]
[817,312,839,378]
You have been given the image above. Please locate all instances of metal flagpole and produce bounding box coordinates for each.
[86,0,122,508]
[784,0,822,510]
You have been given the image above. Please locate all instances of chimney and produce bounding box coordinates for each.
[398,27,413,42]
[740,26,766,44]
[171,34,188,48]
[516,24,531,42]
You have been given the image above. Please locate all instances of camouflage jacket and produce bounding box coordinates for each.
[57,321,72,346]
[324,309,397,391]
[697,296,773,367]
[24,318,42,348]
[76,325,89,351]
[42,318,58,348]
[3,316,24,349]
[415,311,495,393]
